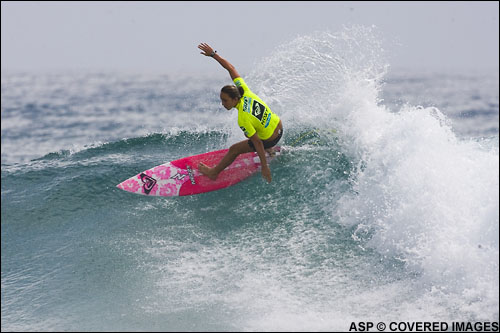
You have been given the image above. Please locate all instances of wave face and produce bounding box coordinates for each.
[2,26,498,331]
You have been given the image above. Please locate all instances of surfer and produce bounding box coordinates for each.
[197,42,283,183]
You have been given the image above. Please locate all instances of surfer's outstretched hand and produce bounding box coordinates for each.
[198,43,215,57]
[262,165,272,183]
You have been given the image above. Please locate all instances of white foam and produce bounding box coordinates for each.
[244,26,499,322]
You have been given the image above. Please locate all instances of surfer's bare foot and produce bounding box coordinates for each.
[198,162,218,180]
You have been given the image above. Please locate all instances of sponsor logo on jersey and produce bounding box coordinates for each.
[252,100,266,121]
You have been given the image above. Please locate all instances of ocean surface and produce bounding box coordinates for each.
[2,28,499,331]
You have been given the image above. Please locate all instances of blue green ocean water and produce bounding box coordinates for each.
[2,28,499,331]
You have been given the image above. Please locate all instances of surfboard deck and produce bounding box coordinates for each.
[117,146,281,196]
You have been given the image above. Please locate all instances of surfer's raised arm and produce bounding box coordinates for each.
[198,43,240,80]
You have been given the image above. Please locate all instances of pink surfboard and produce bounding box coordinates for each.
[116,147,281,196]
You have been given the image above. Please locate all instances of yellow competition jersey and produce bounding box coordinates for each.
[234,77,280,140]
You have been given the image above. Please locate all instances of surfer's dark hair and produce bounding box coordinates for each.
[221,85,244,100]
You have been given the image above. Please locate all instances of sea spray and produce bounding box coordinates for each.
[248,26,387,134]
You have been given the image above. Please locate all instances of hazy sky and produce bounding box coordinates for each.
[1,1,499,74]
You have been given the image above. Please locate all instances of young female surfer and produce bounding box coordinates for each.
[197,42,283,183]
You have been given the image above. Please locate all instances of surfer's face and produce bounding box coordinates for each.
[220,92,239,110]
